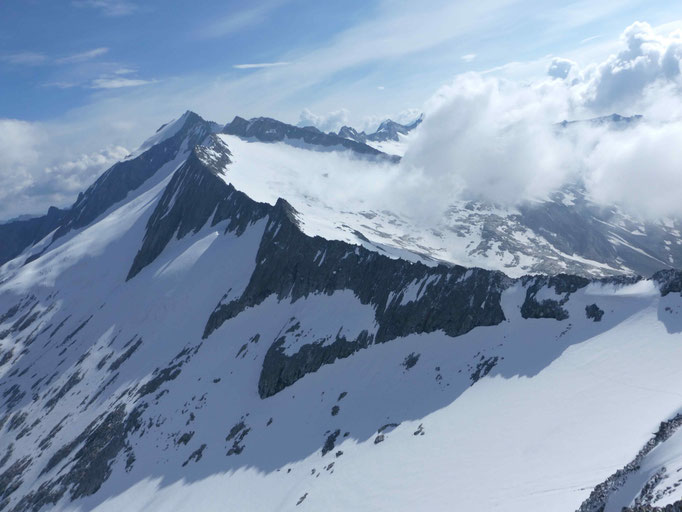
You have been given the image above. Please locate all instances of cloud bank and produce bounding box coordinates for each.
[397,21,682,220]
[3,21,682,224]
[0,119,129,219]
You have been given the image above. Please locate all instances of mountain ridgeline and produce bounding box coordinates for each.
[2,110,682,511]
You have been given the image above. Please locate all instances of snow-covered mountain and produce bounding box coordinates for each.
[2,111,682,511]
[2,111,680,279]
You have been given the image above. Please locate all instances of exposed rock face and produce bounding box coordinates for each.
[585,304,604,322]
[54,112,215,241]
[223,116,399,161]
[203,195,510,398]
[521,274,590,320]
[5,111,682,512]
[577,414,682,512]
[127,135,270,280]
[654,269,682,296]
[337,126,367,143]
[9,403,145,511]
[516,186,681,278]
[621,501,682,511]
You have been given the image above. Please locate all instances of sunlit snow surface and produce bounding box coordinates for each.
[217,134,657,277]
[2,133,682,511]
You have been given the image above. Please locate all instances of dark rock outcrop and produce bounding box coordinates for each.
[585,304,604,322]
[654,269,682,296]
[622,500,682,511]
[126,135,270,280]
[0,111,215,268]
[337,126,367,143]
[223,116,399,162]
[578,413,682,512]
[204,196,510,398]
[521,274,589,320]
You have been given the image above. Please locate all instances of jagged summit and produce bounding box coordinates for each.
[0,110,218,267]
[223,115,399,161]
[336,114,423,144]
[369,115,423,142]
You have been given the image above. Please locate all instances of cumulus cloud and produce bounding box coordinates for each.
[0,119,129,219]
[548,58,576,80]
[585,121,682,218]
[384,21,682,221]
[7,20,682,225]
[399,74,575,216]
[582,21,682,111]
[298,108,350,132]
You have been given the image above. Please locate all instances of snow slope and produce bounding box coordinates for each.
[1,113,682,511]
[217,133,682,277]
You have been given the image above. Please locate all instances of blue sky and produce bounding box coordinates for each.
[1,0,681,219]
[2,0,680,126]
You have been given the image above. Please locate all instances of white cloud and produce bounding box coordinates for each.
[584,121,682,218]
[0,118,129,219]
[547,57,576,79]
[582,21,682,111]
[9,15,682,224]
[461,53,477,62]
[393,22,682,220]
[400,74,574,217]
[298,108,350,132]
[233,62,289,69]
[1,52,48,65]
[72,0,137,16]
[198,1,288,39]
[57,47,109,64]
[580,35,602,44]
[90,77,157,89]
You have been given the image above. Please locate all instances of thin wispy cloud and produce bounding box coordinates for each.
[3,47,109,67]
[199,0,288,39]
[1,52,48,65]
[42,81,79,89]
[580,34,602,44]
[90,77,157,89]
[233,62,290,69]
[72,0,137,16]
[56,47,109,64]
[461,53,477,62]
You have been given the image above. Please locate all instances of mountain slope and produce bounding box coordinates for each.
[1,122,682,511]
[4,111,681,279]
[211,132,682,278]
[0,111,216,268]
